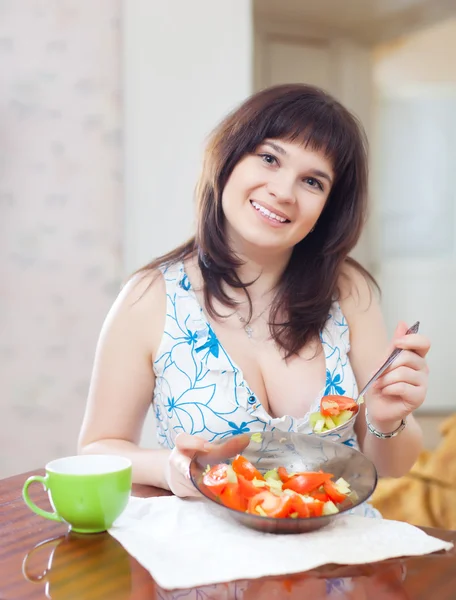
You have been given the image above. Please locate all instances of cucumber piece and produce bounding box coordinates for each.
[309,412,322,427]
[348,490,359,502]
[323,500,340,515]
[333,410,354,427]
[252,478,266,488]
[226,465,238,484]
[324,416,337,430]
[334,477,351,495]
[313,418,326,433]
[266,478,283,493]
[264,468,280,481]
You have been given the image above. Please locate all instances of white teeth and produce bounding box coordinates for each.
[251,201,287,223]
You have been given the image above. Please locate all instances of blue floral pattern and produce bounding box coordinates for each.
[152,262,381,519]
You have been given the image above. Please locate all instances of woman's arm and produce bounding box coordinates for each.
[78,270,215,496]
[339,266,430,478]
[78,271,172,486]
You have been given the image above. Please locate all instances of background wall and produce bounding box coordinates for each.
[123,0,253,273]
[371,17,456,416]
[0,0,123,477]
[374,17,456,85]
[1,2,453,479]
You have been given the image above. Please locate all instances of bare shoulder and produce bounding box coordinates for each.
[120,268,165,307]
[337,260,379,319]
[337,260,388,352]
[101,268,167,357]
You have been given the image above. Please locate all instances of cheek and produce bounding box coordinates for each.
[221,186,235,219]
[223,160,264,202]
[296,198,326,229]
[222,173,256,214]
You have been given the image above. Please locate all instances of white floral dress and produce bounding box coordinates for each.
[152,261,380,519]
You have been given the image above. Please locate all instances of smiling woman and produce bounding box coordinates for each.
[223,139,331,246]
[78,84,430,513]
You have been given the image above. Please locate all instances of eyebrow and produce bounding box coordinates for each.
[263,141,333,185]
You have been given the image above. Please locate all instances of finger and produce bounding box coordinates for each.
[386,349,425,371]
[173,454,203,497]
[375,365,424,389]
[181,476,203,497]
[175,432,211,456]
[380,321,410,363]
[183,485,203,498]
[378,381,424,403]
[393,334,431,359]
[393,321,409,340]
[172,478,203,498]
[206,433,251,462]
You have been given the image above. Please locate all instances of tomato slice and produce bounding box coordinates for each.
[237,474,261,499]
[307,498,324,517]
[323,480,347,504]
[219,483,247,512]
[282,472,333,495]
[248,491,292,518]
[309,489,330,503]
[334,396,357,411]
[202,464,234,495]
[277,466,289,483]
[232,455,264,481]
[320,398,341,416]
[288,493,310,518]
[321,395,357,416]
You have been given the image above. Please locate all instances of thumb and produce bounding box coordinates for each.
[174,432,211,457]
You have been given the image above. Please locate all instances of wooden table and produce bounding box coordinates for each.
[0,471,455,600]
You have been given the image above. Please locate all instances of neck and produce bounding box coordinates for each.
[229,239,292,303]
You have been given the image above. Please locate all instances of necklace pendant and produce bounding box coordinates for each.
[244,324,253,338]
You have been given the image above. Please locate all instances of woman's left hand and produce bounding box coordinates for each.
[364,321,430,429]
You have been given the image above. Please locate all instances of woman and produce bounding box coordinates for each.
[78,84,430,510]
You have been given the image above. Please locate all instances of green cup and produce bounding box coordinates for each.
[22,455,132,534]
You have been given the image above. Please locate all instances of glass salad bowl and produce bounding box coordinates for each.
[189,430,377,534]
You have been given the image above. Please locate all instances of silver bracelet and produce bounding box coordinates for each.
[365,410,407,439]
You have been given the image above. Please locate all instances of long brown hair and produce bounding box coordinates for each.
[136,84,376,357]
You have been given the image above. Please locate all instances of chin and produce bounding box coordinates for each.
[238,231,292,255]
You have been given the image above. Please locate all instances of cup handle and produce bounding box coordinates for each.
[21,537,62,583]
[22,475,62,523]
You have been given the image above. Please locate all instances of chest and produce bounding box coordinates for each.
[207,313,327,419]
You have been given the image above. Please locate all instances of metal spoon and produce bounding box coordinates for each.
[356,321,420,402]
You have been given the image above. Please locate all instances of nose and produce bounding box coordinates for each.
[266,172,295,204]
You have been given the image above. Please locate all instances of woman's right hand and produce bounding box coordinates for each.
[164,433,212,497]
[164,432,251,497]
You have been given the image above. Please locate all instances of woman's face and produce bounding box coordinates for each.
[221,138,334,256]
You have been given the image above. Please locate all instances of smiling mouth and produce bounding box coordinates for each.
[250,200,290,223]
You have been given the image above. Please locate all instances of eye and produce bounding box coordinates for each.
[258,153,279,166]
[304,177,324,191]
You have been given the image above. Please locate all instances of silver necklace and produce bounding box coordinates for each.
[236,306,270,339]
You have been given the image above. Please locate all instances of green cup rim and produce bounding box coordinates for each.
[45,455,132,477]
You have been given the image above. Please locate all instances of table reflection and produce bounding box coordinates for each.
[155,561,408,599]
[22,531,132,600]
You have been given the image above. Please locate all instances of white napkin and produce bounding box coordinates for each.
[109,495,453,591]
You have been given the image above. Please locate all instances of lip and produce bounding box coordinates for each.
[249,200,291,222]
